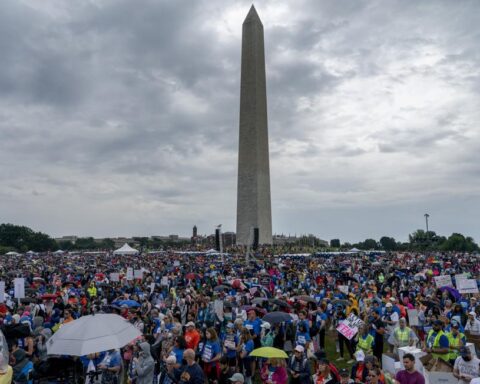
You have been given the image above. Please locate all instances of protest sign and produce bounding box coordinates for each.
[173,261,180,267]
[110,273,120,282]
[455,273,469,287]
[134,270,143,279]
[214,299,224,321]
[0,281,4,303]
[161,276,169,286]
[338,285,349,295]
[458,279,479,294]
[126,268,134,281]
[434,275,453,288]
[336,313,364,340]
[407,309,419,326]
[14,278,25,299]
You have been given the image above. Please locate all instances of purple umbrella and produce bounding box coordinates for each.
[440,286,461,301]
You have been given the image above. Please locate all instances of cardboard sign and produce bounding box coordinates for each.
[110,273,120,282]
[407,309,419,326]
[14,278,25,299]
[0,281,4,303]
[126,268,134,281]
[134,270,143,279]
[434,275,453,288]
[458,279,479,294]
[336,313,364,340]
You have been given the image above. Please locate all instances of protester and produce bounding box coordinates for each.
[453,346,480,384]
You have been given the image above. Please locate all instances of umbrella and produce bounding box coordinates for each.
[262,311,292,324]
[112,299,141,308]
[241,306,267,316]
[47,313,141,356]
[250,347,288,359]
[252,298,269,305]
[439,286,461,301]
[213,285,229,292]
[269,299,291,308]
[293,295,315,303]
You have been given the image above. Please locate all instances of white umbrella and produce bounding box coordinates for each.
[47,314,141,356]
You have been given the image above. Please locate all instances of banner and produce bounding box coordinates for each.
[455,273,469,287]
[336,313,364,340]
[126,268,134,281]
[14,278,25,299]
[407,309,419,326]
[110,273,120,282]
[434,275,453,288]
[0,281,4,303]
[458,279,479,294]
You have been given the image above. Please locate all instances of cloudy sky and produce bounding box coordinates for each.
[1,0,479,243]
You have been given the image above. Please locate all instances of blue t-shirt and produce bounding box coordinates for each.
[295,331,311,347]
[222,333,239,358]
[171,347,184,365]
[242,339,254,357]
[202,340,220,362]
[244,318,262,336]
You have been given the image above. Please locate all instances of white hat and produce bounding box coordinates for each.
[228,373,245,383]
[166,355,176,364]
[386,303,393,308]
[186,321,195,327]
[355,350,365,362]
[389,297,396,302]
[294,345,305,353]
[468,311,476,316]
[260,322,271,329]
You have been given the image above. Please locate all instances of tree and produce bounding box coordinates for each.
[74,237,97,250]
[379,236,397,251]
[441,233,478,252]
[99,238,115,250]
[362,238,378,250]
[330,239,340,248]
[0,223,56,252]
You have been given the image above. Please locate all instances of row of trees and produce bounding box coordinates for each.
[330,229,479,252]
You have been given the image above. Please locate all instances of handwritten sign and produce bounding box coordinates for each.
[126,268,134,281]
[14,278,25,299]
[134,270,143,280]
[434,275,453,288]
[336,313,364,340]
[407,309,419,326]
[458,279,479,294]
[455,273,469,287]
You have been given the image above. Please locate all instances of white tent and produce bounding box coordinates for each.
[113,243,139,255]
[53,250,65,254]
[26,250,37,255]
[5,251,20,256]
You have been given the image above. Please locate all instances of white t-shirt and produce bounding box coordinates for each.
[454,356,480,384]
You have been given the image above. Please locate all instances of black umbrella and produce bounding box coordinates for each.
[269,299,292,308]
[263,311,292,324]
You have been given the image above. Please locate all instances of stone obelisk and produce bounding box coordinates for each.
[236,5,272,246]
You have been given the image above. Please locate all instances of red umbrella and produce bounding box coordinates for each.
[41,293,58,300]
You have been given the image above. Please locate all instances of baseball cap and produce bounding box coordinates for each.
[229,373,245,383]
[459,346,470,356]
[166,356,176,364]
[294,345,305,353]
[468,311,476,317]
[226,323,235,329]
[389,297,396,302]
[260,322,271,329]
[186,321,195,327]
[433,319,444,326]
[339,368,350,377]
[386,303,393,308]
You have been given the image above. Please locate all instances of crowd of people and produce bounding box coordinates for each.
[0,248,479,384]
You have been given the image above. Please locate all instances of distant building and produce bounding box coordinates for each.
[55,236,78,244]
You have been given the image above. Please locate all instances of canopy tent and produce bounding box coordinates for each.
[53,250,65,254]
[113,243,139,255]
[4,251,21,256]
[26,250,37,255]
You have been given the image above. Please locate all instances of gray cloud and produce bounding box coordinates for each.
[0,0,479,242]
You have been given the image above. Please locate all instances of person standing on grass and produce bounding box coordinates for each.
[370,310,385,365]
[394,353,425,384]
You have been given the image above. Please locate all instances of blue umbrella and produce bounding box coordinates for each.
[439,286,461,302]
[112,299,141,308]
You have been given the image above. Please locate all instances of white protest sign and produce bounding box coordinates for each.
[407,309,419,326]
[455,273,469,287]
[434,275,453,288]
[134,270,143,279]
[338,285,349,295]
[14,278,25,299]
[0,281,4,303]
[336,313,364,340]
[214,299,224,321]
[110,273,120,282]
[150,282,155,294]
[161,276,169,286]
[126,268,134,281]
[458,279,479,294]
[173,261,180,267]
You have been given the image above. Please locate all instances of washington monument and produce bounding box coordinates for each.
[236,5,272,246]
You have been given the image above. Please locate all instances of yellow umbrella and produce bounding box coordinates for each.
[250,347,289,359]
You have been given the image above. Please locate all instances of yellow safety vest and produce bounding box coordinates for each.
[357,333,374,354]
[394,327,411,347]
[447,331,465,361]
[427,330,449,362]
[87,286,97,297]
